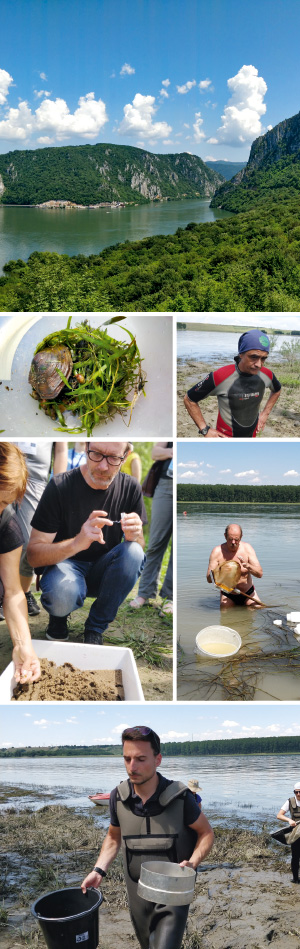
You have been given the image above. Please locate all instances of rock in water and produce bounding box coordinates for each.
[28,345,73,399]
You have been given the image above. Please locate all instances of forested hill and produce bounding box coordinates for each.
[206,160,246,181]
[1,735,299,756]
[211,110,300,212]
[0,143,224,206]
[177,484,300,503]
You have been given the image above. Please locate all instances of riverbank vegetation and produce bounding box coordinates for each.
[177,485,300,503]
[1,197,300,310]
[1,735,299,757]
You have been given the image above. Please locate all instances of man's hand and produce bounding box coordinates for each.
[257,413,267,433]
[81,870,102,893]
[202,428,227,439]
[77,511,113,549]
[13,645,41,683]
[121,513,143,543]
[236,557,249,577]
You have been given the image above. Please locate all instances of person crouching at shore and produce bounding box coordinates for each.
[0,443,40,682]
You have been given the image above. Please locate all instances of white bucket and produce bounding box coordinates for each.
[286,613,300,624]
[195,626,242,659]
[138,861,196,906]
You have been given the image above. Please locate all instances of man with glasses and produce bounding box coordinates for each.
[82,725,214,949]
[183,330,281,438]
[277,781,300,883]
[27,442,146,643]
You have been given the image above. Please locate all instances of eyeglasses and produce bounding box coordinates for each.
[295,790,300,793]
[122,726,160,754]
[86,449,126,466]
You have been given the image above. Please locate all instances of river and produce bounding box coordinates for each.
[177,329,294,364]
[1,753,299,828]
[0,199,231,274]
[177,503,300,702]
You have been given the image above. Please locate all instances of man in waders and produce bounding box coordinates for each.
[81,726,214,949]
[276,780,300,883]
[183,329,281,438]
[207,523,263,607]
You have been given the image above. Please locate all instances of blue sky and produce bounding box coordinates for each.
[177,441,300,485]
[1,703,300,748]
[0,0,299,159]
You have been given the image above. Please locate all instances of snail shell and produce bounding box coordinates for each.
[28,345,73,400]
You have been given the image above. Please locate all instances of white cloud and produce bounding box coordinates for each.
[250,477,261,484]
[193,112,205,142]
[120,63,135,76]
[183,123,190,129]
[35,93,108,140]
[162,79,170,88]
[219,468,231,473]
[242,725,261,732]
[199,79,211,91]
[0,68,14,104]
[234,469,259,477]
[118,93,172,141]
[160,88,169,98]
[178,462,198,467]
[34,89,52,99]
[40,72,47,81]
[181,471,196,478]
[37,135,55,145]
[222,720,239,727]
[217,64,267,146]
[1,742,13,748]
[0,100,33,140]
[284,469,299,476]
[207,137,218,144]
[34,718,48,725]
[177,80,196,95]
[161,731,189,740]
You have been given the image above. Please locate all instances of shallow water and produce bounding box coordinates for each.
[177,329,293,365]
[1,753,299,827]
[177,503,300,701]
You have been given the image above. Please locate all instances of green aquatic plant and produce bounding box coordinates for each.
[29,315,146,435]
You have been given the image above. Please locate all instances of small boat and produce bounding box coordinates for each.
[88,792,110,806]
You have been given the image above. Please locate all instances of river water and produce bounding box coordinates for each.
[1,753,299,828]
[177,503,300,702]
[0,199,230,274]
[177,329,294,364]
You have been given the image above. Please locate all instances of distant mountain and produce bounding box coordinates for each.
[0,143,224,206]
[211,111,300,211]
[206,160,246,181]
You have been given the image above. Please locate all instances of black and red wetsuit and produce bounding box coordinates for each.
[187,363,281,438]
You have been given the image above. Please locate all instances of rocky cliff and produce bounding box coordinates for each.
[211,110,300,211]
[0,143,224,206]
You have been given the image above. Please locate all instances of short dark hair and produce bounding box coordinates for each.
[121,726,161,755]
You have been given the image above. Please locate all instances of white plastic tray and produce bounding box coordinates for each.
[0,639,144,703]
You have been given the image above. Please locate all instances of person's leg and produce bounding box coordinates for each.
[135,479,172,601]
[149,905,189,949]
[84,541,145,643]
[40,561,88,616]
[159,538,173,601]
[291,840,300,881]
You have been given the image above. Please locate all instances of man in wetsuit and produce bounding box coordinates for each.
[183,329,281,438]
[81,726,214,949]
[207,523,263,607]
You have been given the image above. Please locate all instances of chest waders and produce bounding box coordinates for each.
[116,780,197,949]
[288,798,300,882]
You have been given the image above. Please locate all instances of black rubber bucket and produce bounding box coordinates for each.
[31,887,103,949]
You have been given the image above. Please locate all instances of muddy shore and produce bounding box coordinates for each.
[177,359,300,438]
[1,795,299,949]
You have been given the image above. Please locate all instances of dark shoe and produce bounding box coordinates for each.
[0,605,4,621]
[292,878,299,883]
[25,591,41,616]
[84,631,103,645]
[45,615,69,641]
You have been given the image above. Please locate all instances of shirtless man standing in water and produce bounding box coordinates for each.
[206,523,263,607]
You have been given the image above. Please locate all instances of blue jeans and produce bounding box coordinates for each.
[40,541,145,643]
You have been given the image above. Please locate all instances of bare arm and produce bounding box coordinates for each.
[27,511,113,567]
[0,548,40,682]
[81,825,122,892]
[151,442,173,461]
[206,547,220,582]
[257,390,281,433]
[53,442,68,475]
[183,395,226,438]
[242,544,263,579]
[130,457,142,482]
[277,807,296,826]
[180,812,214,870]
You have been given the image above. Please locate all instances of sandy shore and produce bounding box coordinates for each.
[177,359,300,438]
[1,795,299,949]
